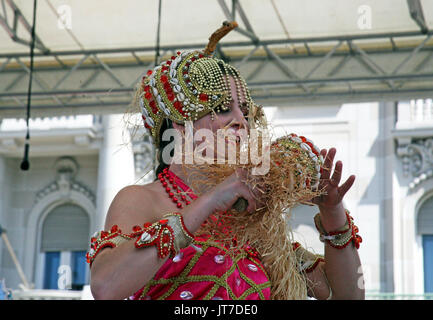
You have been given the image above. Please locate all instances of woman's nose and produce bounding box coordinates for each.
[231,105,249,129]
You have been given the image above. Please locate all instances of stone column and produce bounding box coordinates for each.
[379,101,396,293]
[0,155,5,268]
[95,114,135,232]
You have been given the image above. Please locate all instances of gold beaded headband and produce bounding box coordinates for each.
[134,21,265,146]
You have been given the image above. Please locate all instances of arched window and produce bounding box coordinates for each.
[40,204,90,290]
[418,196,433,293]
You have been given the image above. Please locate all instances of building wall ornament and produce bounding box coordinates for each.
[131,131,155,183]
[35,156,95,205]
[397,137,433,190]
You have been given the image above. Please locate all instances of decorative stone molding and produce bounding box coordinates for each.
[396,137,433,190]
[35,156,95,205]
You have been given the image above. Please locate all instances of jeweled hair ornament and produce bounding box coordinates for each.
[134,21,265,146]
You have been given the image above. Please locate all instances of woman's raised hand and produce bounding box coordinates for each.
[312,148,355,211]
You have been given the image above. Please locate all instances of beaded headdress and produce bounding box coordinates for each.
[134,21,266,146]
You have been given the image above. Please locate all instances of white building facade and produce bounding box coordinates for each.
[0,113,154,298]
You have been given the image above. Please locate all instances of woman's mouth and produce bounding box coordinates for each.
[224,127,241,144]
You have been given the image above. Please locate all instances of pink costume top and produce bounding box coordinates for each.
[130,236,271,300]
[86,169,271,300]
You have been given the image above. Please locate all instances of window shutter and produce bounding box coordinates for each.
[41,204,90,252]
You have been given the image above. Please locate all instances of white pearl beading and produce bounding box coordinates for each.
[141,51,206,124]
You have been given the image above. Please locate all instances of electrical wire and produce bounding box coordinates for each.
[20,0,37,171]
[155,0,162,66]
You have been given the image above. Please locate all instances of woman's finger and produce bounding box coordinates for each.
[338,175,356,198]
[326,148,336,167]
[330,160,343,187]
[246,188,258,213]
[232,186,256,213]
[236,175,260,213]
[320,148,336,180]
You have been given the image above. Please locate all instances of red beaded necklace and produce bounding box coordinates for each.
[158,167,204,254]
[159,167,255,256]
[158,167,198,209]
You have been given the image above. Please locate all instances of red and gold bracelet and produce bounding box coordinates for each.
[292,242,325,273]
[162,212,195,251]
[135,212,194,258]
[134,219,176,258]
[314,210,362,249]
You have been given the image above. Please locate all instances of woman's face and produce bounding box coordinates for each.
[176,76,249,134]
[172,76,250,162]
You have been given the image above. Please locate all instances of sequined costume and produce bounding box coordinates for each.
[130,236,271,300]
[87,169,272,300]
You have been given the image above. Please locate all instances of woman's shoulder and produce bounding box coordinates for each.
[104,181,165,231]
[115,182,161,201]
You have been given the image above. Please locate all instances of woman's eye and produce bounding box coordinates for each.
[218,106,231,113]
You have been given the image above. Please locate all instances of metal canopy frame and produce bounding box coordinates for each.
[0,0,49,53]
[0,0,432,118]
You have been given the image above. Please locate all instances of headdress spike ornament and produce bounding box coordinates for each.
[204,21,238,57]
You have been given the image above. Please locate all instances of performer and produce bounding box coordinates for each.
[87,22,364,300]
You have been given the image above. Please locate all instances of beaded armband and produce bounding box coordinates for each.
[86,213,195,265]
[135,212,194,259]
[314,210,362,249]
[292,242,324,273]
[163,212,195,252]
[86,225,141,267]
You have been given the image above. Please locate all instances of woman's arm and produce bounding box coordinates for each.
[306,148,364,300]
[90,186,170,300]
[318,203,364,300]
